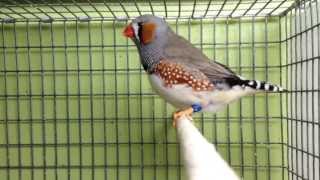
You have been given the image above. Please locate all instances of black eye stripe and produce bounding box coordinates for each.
[138,22,143,41]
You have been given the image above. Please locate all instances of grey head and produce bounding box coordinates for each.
[123,15,171,72]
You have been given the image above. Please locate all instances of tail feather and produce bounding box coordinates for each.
[240,79,285,92]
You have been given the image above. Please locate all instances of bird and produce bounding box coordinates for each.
[123,15,284,127]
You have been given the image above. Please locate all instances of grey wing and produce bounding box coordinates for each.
[163,30,242,89]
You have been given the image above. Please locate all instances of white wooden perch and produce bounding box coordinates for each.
[176,115,239,180]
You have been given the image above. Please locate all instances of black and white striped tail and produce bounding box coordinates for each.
[240,79,285,92]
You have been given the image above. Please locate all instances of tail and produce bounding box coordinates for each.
[239,79,285,92]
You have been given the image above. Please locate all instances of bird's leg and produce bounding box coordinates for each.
[172,103,202,128]
[173,107,193,128]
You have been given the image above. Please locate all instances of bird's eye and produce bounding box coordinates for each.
[138,22,157,44]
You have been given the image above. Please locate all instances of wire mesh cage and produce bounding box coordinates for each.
[0,0,319,180]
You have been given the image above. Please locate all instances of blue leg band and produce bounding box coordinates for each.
[191,103,202,112]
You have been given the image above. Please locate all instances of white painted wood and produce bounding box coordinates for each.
[176,115,239,180]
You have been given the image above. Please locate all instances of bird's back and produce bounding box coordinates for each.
[162,29,241,90]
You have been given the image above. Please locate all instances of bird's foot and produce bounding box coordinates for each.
[173,107,193,128]
[172,103,202,128]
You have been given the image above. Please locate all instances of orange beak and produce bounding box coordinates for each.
[123,24,134,38]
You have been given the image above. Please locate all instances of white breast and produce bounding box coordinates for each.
[148,74,255,112]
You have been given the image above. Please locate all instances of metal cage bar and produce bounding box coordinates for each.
[62,20,71,180]
[0,1,318,180]
[0,0,297,21]
[251,16,258,180]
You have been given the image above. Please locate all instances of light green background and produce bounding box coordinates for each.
[0,17,287,180]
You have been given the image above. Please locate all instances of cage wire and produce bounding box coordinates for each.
[0,0,319,180]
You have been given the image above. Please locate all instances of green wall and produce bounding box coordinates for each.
[0,17,286,180]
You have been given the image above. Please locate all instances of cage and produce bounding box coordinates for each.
[0,0,319,180]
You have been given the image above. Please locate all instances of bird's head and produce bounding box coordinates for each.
[123,15,168,46]
[123,15,169,72]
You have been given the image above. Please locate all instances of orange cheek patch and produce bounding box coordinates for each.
[141,23,156,44]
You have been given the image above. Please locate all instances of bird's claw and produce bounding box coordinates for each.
[172,107,194,128]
